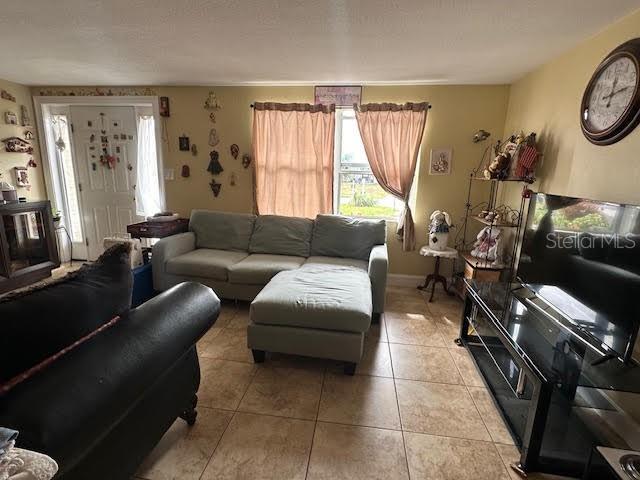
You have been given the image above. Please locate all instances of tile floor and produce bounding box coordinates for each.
[134,285,573,480]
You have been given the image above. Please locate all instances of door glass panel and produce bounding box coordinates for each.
[51,114,83,242]
[2,211,49,273]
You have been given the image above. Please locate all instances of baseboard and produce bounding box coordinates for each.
[388,274,423,287]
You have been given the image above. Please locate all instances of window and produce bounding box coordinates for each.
[50,114,83,243]
[334,109,406,219]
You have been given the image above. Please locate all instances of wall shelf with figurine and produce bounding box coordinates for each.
[453,131,541,295]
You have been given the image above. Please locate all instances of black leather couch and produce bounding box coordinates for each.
[0,245,220,480]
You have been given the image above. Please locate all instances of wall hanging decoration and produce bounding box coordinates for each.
[429,148,452,175]
[159,97,170,117]
[2,137,33,154]
[204,91,221,110]
[207,150,224,174]
[20,105,31,127]
[24,131,34,140]
[181,165,191,178]
[314,85,362,106]
[230,144,239,159]
[90,133,95,143]
[120,134,127,140]
[208,128,220,147]
[0,90,16,102]
[191,144,198,156]
[204,91,221,123]
[242,153,252,169]
[14,166,29,187]
[127,162,133,171]
[4,111,17,125]
[209,180,222,197]
[100,154,117,169]
[178,134,190,151]
[229,172,237,186]
[27,158,37,168]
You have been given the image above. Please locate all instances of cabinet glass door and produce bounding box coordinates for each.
[2,210,49,274]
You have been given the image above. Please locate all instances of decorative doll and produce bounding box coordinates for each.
[428,210,452,251]
[471,226,502,265]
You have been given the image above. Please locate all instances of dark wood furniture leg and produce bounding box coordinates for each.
[417,256,453,302]
[179,393,198,426]
[344,362,357,375]
[252,349,265,363]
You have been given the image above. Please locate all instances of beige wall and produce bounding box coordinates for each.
[139,84,509,276]
[502,8,640,206]
[0,78,45,201]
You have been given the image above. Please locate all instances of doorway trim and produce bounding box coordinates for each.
[33,96,165,259]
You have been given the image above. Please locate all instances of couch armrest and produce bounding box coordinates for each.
[152,232,196,290]
[368,244,388,314]
[0,282,219,472]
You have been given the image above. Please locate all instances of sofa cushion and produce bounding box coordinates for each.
[166,249,248,281]
[304,255,368,271]
[250,265,372,333]
[249,215,313,257]
[311,215,386,261]
[0,243,133,384]
[228,254,306,285]
[189,210,256,251]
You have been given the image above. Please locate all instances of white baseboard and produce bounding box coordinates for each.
[388,274,423,287]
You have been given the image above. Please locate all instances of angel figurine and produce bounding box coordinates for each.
[470,226,502,265]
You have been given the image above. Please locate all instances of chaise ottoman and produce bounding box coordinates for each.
[247,264,373,374]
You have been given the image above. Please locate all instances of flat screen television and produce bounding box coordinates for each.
[517,192,640,363]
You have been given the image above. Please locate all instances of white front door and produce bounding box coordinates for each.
[70,106,142,260]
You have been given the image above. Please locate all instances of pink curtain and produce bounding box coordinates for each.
[354,102,429,251]
[252,102,335,218]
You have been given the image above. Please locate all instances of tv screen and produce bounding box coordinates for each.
[517,193,640,362]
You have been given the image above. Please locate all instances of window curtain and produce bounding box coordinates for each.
[135,115,162,217]
[252,102,335,218]
[354,102,429,251]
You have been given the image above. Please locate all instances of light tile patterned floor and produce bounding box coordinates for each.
[134,286,574,480]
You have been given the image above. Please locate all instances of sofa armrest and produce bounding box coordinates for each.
[0,282,219,473]
[152,232,196,290]
[368,244,388,314]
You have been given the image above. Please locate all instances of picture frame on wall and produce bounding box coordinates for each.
[314,86,362,107]
[14,166,29,187]
[429,148,452,175]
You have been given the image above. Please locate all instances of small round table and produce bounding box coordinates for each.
[417,246,458,302]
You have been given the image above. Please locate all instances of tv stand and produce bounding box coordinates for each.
[460,278,640,477]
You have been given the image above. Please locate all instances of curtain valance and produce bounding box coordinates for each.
[354,102,431,113]
[253,102,335,113]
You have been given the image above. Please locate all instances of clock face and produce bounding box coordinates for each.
[584,55,638,133]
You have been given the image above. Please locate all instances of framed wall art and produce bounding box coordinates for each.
[429,148,452,175]
[314,86,362,107]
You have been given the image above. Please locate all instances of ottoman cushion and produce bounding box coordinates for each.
[250,265,372,333]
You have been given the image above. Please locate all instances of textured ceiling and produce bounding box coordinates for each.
[1,0,639,86]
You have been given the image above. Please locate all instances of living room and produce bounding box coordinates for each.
[2,2,640,479]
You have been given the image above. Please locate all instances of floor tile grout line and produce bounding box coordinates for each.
[304,367,326,480]
[465,383,499,444]
[196,410,238,480]
[387,333,413,480]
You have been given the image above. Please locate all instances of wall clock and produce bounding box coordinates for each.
[580,38,640,145]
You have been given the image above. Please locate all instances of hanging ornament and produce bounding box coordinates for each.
[181,165,191,178]
[242,153,252,169]
[229,172,237,186]
[208,128,220,147]
[204,91,221,110]
[209,112,216,123]
[191,144,198,156]
[207,150,224,175]
[209,180,222,197]
[178,134,190,151]
[230,144,239,159]
[27,157,37,168]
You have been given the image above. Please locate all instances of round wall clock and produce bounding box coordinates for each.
[580,38,640,145]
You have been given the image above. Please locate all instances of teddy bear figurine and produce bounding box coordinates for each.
[428,210,452,251]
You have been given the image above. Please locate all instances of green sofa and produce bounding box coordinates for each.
[153,210,388,370]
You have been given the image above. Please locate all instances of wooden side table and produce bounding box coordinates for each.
[417,246,458,302]
[126,218,189,263]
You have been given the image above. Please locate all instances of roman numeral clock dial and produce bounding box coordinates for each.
[581,38,640,145]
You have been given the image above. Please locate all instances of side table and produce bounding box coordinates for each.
[417,246,458,302]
